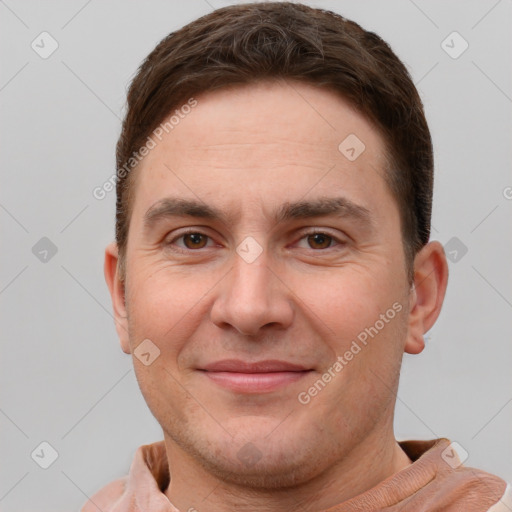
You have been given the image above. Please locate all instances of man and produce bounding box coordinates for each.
[84,2,511,511]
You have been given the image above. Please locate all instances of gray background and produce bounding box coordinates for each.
[1,0,511,510]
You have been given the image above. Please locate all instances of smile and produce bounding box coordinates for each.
[199,359,313,393]
[202,370,311,393]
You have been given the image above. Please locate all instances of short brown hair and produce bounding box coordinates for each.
[115,1,433,281]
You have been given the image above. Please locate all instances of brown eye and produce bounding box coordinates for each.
[182,233,208,249]
[307,233,333,249]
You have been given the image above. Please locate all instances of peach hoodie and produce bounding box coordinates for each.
[81,438,511,511]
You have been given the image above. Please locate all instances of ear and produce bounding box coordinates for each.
[104,242,131,354]
[404,241,449,354]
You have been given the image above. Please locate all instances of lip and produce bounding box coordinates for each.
[202,359,309,373]
[200,359,312,393]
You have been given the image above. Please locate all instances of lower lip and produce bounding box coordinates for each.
[202,371,311,393]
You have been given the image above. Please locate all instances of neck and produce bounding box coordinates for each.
[163,427,412,512]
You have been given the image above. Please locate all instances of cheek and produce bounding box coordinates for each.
[126,267,211,357]
[290,265,399,343]
[125,269,207,426]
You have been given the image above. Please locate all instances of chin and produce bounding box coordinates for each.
[165,416,331,490]
[198,444,323,490]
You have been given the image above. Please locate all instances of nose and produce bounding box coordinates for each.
[210,248,294,337]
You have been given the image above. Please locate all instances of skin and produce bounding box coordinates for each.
[104,80,448,512]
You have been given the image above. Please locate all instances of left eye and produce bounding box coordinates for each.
[296,232,343,250]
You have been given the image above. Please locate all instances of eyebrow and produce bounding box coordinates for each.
[143,196,373,231]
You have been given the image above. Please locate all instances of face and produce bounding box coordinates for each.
[111,80,419,487]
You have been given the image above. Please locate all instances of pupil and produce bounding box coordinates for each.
[310,233,330,249]
[186,233,204,248]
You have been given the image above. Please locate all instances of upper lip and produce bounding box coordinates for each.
[201,359,310,373]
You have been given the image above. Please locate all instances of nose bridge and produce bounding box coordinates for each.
[210,245,293,336]
[232,252,272,307]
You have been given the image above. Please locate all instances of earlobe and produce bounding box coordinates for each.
[104,242,131,354]
[404,241,449,355]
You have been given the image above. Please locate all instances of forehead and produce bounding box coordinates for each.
[130,80,392,221]
[164,80,385,159]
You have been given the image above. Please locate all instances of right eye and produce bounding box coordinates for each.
[165,230,217,253]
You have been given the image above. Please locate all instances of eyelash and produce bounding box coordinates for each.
[164,228,347,254]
